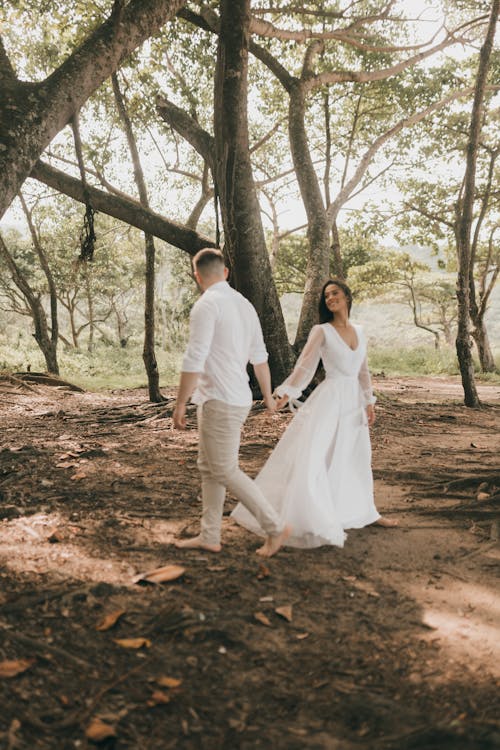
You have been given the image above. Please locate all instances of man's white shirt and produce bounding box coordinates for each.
[182,280,268,406]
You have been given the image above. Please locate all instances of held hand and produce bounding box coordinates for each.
[274,394,289,410]
[173,403,187,430]
[366,403,376,427]
[264,395,277,413]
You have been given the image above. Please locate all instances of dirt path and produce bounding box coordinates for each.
[0,375,498,750]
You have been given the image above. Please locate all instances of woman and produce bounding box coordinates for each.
[231,278,397,549]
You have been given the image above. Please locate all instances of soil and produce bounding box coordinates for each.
[0,374,499,750]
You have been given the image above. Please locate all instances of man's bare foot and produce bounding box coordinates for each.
[174,535,221,552]
[256,525,292,557]
[373,516,399,528]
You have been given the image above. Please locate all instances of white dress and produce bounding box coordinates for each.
[231,322,381,548]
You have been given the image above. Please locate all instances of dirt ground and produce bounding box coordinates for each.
[0,374,499,750]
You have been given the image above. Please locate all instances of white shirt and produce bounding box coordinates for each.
[182,280,268,406]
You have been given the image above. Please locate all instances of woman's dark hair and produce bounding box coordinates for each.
[318,278,353,323]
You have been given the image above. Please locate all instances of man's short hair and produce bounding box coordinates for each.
[193,248,225,277]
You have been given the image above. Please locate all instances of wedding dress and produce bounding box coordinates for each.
[231,322,381,548]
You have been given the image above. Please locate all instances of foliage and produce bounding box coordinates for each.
[272,219,380,295]
[369,345,461,376]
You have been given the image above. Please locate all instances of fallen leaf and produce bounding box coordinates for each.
[47,528,64,543]
[275,605,293,622]
[96,609,126,631]
[256,563,270,580]
[477,492,490,502]
[254,611,272,627]
[0,658,35,678]
[147,690,171,706]
[156,676,182,688]
[352,580,380,598]
[85,717,116,742]
[113,637,151,649]
[70,471,87,481]
[133,564,186,585]
[296,632,309,640]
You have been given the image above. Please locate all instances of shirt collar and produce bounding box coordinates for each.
[204,280,230,294]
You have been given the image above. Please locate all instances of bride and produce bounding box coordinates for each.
[231,278,397,549]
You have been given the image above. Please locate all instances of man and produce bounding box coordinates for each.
[172,248,290,557]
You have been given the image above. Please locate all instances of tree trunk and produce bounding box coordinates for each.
[455,0,499,407]
[0,0,187,220]
[213,0,293,385]
[289,79,330,350]
[469,276,498,373]
[471,322,497,373]
[18,192,60,369]
[84,271,95,353]
[331,221,345,279]
[0,234,59,373]
[112,73,164,402]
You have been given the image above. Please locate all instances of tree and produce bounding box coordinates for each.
[0,231,59,372]
[349,250,457,349]
[157,1,294,383]
[0,0,187,220]
[246,5,485,347]
[112,72,164,401]
[455,0,499,406]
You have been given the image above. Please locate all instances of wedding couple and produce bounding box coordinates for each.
[172,248,396,558]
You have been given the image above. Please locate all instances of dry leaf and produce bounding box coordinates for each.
[147,690,171,707]
[47,528,64,543]
[256,563,271,580]
[85,717,116,742]
[70,471,87,481]
[275,605,293,622]
[477,492,490,501]
[96,609,126,632]
[133,564,186,585]
[296,632,309,640]
[254,611,272,627]
[156,676,182,688]
[113,637,151,649]
[0,658,35,678]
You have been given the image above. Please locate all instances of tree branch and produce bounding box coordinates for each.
[30,160,216,256]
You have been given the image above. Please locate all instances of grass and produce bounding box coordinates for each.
[1,339,498,391]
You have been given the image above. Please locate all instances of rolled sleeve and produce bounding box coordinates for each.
[182,297,217,372]
[248,309,268,365]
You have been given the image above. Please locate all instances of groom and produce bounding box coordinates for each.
[172,248,290,557]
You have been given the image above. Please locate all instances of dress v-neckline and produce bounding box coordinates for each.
[327,322,359,352]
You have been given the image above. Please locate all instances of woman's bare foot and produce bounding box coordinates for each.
[174,535,221,552]
[373,516,399,528]
[256,525,292,557]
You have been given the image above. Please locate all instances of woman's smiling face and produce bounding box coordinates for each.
[324,283,348,315]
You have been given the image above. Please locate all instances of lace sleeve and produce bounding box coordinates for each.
[274,325,324,400]
[358,354,376,406]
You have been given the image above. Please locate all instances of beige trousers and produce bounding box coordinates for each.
[197,399,281,546]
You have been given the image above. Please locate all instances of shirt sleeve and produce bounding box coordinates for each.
[274,325,324,399]
[248,307,268,365]
[181,296,217,372]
